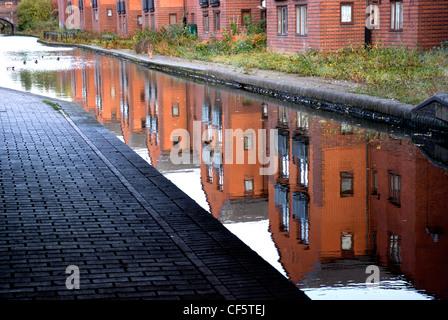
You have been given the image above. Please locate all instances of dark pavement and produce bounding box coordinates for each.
[0,87,309,301]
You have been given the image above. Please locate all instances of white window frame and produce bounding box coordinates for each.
[296,5,308,35]
[277,6,288,35]
[391,1,403,30]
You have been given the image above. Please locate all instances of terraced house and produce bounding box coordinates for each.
[58,0,265,37]
[185,0,264,41]
[266,0,448,52]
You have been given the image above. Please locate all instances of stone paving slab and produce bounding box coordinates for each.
[0,87,309,301]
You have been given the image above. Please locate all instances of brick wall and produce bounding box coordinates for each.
[267,0,366,53]
[141,0,184,30]
[266,0,448,53]
[79,0,93,32]
[116,0,142,36]
[186,0,262,41]
[91,0,117,33]
[370,0,448,49]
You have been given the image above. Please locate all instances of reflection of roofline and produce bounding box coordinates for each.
[219,198,269,224]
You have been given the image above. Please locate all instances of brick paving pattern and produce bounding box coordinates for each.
[0,87,308,300]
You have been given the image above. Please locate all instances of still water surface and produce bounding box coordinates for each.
[1,36,448,300]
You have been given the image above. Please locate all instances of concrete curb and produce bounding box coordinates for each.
[38,39,448,134]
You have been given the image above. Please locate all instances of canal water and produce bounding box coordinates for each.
[1,36,448,300]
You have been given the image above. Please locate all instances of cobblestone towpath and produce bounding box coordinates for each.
[0,87,309,301]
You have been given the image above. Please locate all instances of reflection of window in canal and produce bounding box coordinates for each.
[202,91,224,190]
[119,61,129,127]
[275,184,290,233]
[81,67,88,104]
[388,172,401,206]
[278,131,290,179]
[275,185,310,244]
[388,234,402,268]
[292,192,309,244]
[94,57,102,113]
[292,136,309,188]
[145,73,159,146]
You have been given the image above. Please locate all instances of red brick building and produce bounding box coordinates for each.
[79,0,93,31]
[370,0,448,49]
[267,0,367,52]
[185,0,263,41]
[141,0,185,31]
[266,0,448,53]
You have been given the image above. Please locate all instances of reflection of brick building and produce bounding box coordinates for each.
[263,106,448,298]
[117,60,147,145]
[266,110,369,282]
[368,136,448,299]
[188,86,268,219]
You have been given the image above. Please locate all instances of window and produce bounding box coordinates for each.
[278,132,289,179]
[142,0,155,12]
[244,179,254,193]
[107,9,113,17]
[340,3,353,24]
[150,14,155,30]
[277,6,288,34]
[242,10,251,26]
[296,5,307,35]
[5,2,12,8]
[214,11,220,31]
[172,104,179,117]
[340,172,354,197]
[371,170,378,195]
[169,14,177,25]
[94,9,99,21]
[341,232,353,251]
[138,15,143,25]
[388,234,401,265]
[391,1,403,30]
[243,134,253,150]
[203,12,209,33]
[388,172,401,205]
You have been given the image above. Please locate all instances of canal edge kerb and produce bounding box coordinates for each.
[38,39,448,134]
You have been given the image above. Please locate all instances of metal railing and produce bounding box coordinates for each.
[43,31,77,42]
